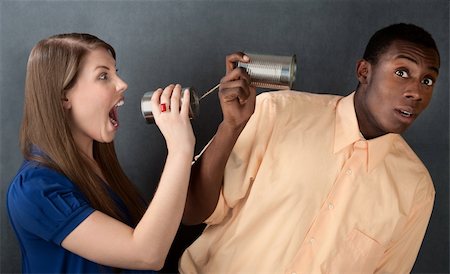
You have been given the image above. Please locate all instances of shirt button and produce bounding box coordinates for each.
[309,237,316,244]
[346,169,352,175]
[328,202,334,210]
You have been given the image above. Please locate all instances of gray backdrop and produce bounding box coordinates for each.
[1,0,448,273]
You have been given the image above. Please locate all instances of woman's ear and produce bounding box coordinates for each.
[62,97,71,110]
[356,59,371,85]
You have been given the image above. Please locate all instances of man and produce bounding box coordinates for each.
[180,23,440,273]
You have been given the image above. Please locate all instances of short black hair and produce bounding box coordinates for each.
[363,23,440,65]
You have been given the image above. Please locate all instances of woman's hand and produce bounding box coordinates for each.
[151,84,195,155]
[61,84,195,270]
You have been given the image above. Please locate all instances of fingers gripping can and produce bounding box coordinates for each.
[141,87,200,123]
[237,53,297,90]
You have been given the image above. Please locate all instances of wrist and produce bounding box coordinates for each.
[214,121,247,147]
[166,143,194,157]
[219,120,248,137]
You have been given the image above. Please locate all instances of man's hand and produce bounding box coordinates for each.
[219,52,256,130]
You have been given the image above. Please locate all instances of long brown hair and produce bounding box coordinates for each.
[20,33,146,226]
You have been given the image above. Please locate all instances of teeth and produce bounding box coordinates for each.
[400,110,412,117]
[110,117,118,127]
[116,100,124,107]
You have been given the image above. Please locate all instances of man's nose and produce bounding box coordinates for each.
[403,81,423,101]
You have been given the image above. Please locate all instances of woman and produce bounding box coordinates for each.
[7,33,195,273]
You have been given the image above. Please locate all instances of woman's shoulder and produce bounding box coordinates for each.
[9,160,77,197]
[7,159,95,245]
[16,159,69,178]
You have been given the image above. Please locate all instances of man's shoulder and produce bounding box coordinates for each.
[256,90,343,109]
[389,136,434,187]
[391,136,428,169]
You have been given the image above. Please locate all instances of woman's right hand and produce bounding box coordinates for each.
[151,84,195,155]
[63,83,195,270]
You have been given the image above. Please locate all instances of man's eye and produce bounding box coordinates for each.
[99,73,108,80]
[395,70,409,78]
[422,78,434,86]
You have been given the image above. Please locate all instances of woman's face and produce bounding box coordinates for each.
[64,47,127,152]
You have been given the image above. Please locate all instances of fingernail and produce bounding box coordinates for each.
[243,55,249,61]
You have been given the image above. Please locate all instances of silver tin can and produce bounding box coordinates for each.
[141,87,200,123]
[237,53,296,90]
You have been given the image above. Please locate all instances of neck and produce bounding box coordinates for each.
[71,129,94,160]
[354,89,384,140]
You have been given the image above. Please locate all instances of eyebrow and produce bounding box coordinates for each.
[94,65,111,71]
[396,54,439,74]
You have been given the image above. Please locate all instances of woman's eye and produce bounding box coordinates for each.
[422,78,434,86]
[395,70,409,78]
[99,73,108,80]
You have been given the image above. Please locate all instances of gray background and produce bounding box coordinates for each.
[0,0,448,273]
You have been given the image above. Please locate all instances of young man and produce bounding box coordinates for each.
[180,23,440,273]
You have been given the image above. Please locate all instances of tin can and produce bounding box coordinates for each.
[237,52,296,90]
[141,87,200,123]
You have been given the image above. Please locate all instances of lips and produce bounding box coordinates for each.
[394,106,416,124]
[398,109,413,118]
[109,99,124,128]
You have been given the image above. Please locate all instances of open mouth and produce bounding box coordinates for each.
[394,107,416,125]
[109,99,124,128]
[397,109,413,118]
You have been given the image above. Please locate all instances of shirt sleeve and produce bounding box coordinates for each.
[374,172,435,273]
[8,165,95,245]
[205,92,279,225]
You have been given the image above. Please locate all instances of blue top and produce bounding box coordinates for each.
[7,160,155,274]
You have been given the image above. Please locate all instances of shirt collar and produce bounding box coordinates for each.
[334,91,398,172]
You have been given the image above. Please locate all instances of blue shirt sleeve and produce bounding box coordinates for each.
[8,163,95,245]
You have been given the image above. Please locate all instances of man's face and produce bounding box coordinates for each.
[355,40,440,139]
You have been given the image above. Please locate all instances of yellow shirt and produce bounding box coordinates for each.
[180,90,435,274]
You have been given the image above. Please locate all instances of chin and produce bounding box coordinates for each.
[104,138,115,143]
[98,134,115,144]
[388,126,409,135]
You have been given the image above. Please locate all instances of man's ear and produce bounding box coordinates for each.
[356,59,371,85]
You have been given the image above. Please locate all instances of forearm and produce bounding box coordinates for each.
[132,150,192,265]
[181,52,256,225]
[62,151,193,270]
[183,121,245,225]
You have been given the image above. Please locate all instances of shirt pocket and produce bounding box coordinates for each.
[326,228,384,274]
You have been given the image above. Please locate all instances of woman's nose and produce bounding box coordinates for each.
[116,76,128,93]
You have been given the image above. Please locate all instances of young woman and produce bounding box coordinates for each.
[7,33,195,273]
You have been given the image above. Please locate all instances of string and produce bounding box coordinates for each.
[199,83,220,100]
